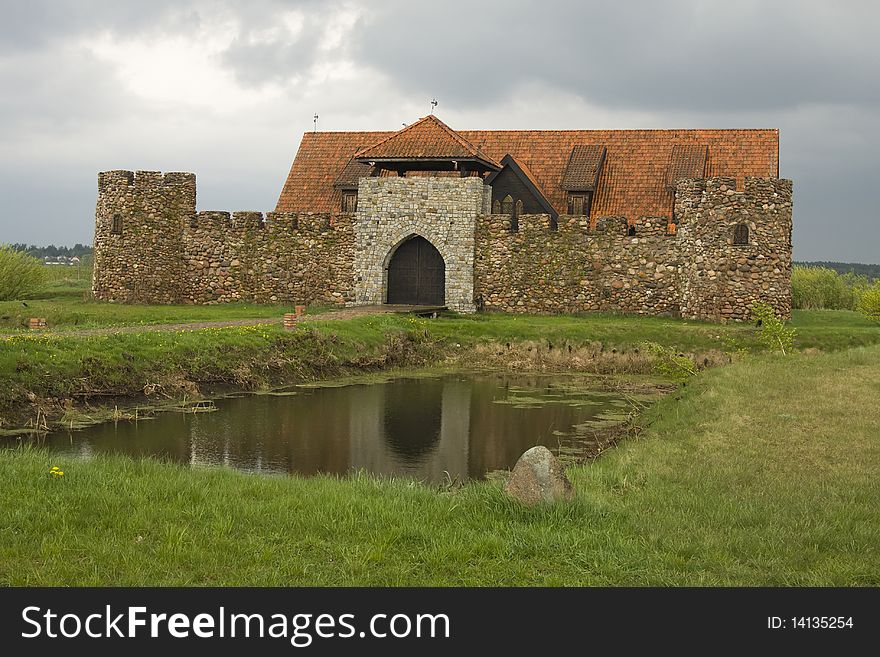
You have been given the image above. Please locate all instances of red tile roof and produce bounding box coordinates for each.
[333,158,372,189]
[276,120,779,221]
[666,144,709,191]
[353,115,500,168]
[561,145,607,191]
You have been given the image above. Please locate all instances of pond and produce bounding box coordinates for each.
[26,373,658,483]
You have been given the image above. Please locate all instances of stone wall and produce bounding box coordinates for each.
[92,171,354,305]
[92,170,792,323]
[676,177,793,321]
[474,176,792,321]
[353,177,485,312]
[474,214,681,315]
[181,211,354,305]
[92,170,193,303]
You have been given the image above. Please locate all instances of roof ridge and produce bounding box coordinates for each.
[422,115,484,159]
[353,115,500,167]
[353,116,433,157]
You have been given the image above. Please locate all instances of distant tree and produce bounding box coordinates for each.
[10,243,94,259]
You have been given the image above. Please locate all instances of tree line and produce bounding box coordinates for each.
[794,261,880,282]
[9,243,93,259]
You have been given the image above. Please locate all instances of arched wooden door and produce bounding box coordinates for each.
[386,236,445,306]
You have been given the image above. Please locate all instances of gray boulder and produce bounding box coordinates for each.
[504,446,575,506]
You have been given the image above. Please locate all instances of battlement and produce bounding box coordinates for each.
[92,168,792,322]
[98,169,196,192]
[675,176,793,217]
[187,211,346,233]
[479,213,674,238]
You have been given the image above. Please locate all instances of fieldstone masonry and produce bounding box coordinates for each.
[676,177,793,321]
[92,170,355,305]
[353,177,485,312]
[92,171,792,323]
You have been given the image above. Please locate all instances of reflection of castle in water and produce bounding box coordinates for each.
[349,378,470,481]
[47,375,604,483]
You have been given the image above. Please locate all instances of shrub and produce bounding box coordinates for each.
[0,245,48,300]
[857,284,880,323]
[641,341,696,383]
[791,266,869,310]
[751,302,796,355]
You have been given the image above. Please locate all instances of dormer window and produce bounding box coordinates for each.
[561,145,604,217]
[567,193,591,216]
[342,191,358,213]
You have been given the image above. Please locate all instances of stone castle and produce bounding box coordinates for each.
[92,115,793,322]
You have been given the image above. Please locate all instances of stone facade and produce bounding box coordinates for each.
[475,214,682,315]
[92,171,792,323]
[92,170,354,305]
[353,177,485,312]
[676,177,793,321]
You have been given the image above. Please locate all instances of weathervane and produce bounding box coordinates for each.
[430,98,438,114]
[313,113,319,132]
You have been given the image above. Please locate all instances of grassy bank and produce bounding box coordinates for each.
[1,309,876,429]
[0,319,433,428]
[2,344,878,585]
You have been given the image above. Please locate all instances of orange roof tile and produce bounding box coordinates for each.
[561,145,607,191]
[354,115,500,168]
[666,144,709,191]
[276,121,779,221]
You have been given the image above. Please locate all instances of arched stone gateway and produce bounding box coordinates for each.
[386,235,445,306]
[352,177,482,312]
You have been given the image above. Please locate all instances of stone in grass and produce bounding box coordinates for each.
[504,446,575,506]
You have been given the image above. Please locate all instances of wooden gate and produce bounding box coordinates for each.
[386,236,445,306]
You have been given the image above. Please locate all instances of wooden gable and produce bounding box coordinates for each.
[485,155,557,220]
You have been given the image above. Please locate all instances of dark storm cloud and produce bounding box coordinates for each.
[0,0,877,262]
[352,0,880,113]
[0,1,201,52]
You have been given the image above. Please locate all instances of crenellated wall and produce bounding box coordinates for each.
[473,176,792,320]
[92,171,354,305]
[676,177,792,321]
[474,213,681,315]
[92,171,792,322]
[181,211,354,305]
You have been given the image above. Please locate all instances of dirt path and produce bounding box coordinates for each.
[15,305,441,337]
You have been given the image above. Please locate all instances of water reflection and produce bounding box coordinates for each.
[28,374,636,483]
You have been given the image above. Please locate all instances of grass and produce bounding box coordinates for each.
[0,320,433,425]
[2,344,878,585]
[1,307,877,426]
[425,309,880,352]
[2,265,335,330]
[5,272,878,352]
[0,291,293,332]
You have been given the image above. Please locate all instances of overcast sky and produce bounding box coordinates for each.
[1,0,878,262]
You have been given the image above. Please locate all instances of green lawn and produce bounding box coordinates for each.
[2,344,878,585]
[422,309,879,352]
